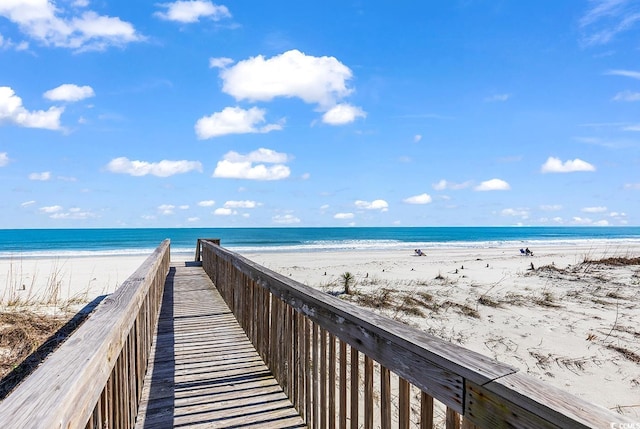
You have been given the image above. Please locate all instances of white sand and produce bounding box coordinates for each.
[1,243,638,418]
[0,255,149,307]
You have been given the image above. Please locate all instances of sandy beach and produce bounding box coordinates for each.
[1,242,638,418]
[0,255,149,308]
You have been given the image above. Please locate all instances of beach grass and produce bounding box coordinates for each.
[0,260,106,398]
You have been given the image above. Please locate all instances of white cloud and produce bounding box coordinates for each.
[432,179,472,191]
[540,204,563,211]
[158,204,175,215]
[501,208,529,217]
[0,87,63,130]
[50,207,97,220]
[474,179,510,191]
[213,148,291,180]
[612,90,640,101]
[155,1,231,23]
[571,215,609,226]
[484,93,511,102]
[605,69,640,80]
[195,106,283,139]
[106,157,203,177]
[198,200,216,207]
[413,134,422,143]
[226,147,291,164]
[179,205,189,210]
[273,214,301,224]
[214,160,290,180]
[624,183,640,190]
[29,171,51,181]
[355,199,389,211]
[214,207,235,216]
[0,152,8,166]
[334,212,354,219]
[0,2,143,51]
[580,2,640,46]
[187,217,200,222]
[21,200,36,207]
[44,84,95,102]
[541,157,596,173]
[403,193,432,205]
[582,206,608,213]
[40,205,62,213]
[321,103,366,125]
[219,49,353,108]
[622,124,640,131]
[224,200,260,209]
[209,56,234,69]
[571,216,592,225]
[0,33,28,51]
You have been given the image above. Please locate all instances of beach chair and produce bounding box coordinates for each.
[520,248,526,255]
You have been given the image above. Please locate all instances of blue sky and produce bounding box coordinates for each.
[1,1,639,228]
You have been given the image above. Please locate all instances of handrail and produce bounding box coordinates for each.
[0,239,170,429]
[200,239,636,428]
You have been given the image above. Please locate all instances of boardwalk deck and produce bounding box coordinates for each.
[135,262,306,429]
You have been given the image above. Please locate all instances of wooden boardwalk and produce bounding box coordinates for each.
[135,262,306,428]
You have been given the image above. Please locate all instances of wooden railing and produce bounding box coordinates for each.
[0,240,170,429]
[199,239,636,429]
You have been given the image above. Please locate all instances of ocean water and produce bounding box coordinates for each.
[0,227,639,258]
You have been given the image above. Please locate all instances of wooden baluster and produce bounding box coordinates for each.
[446,407,460,429]
[420,391,434,429]
[350,347,358,429]
[305,317,312,424]
[328,333,336,429]
[320,328,327,429]
[313,323,319,429]
[339,340,347,429]
[399,378,410,429]
[364,356,373,429]
[380,366,391,429]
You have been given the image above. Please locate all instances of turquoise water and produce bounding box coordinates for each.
[0,227,639,258]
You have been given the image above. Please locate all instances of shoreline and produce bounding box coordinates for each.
[0,241,638,417]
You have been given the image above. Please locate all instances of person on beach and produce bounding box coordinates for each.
[525,248,533,256]
[415,249,425,256]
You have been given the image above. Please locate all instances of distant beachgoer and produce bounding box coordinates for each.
[525,248,533,256]
[415,249,425,256]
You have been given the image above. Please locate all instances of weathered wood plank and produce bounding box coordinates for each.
[135,263,305,429]
[466,375,638,429]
